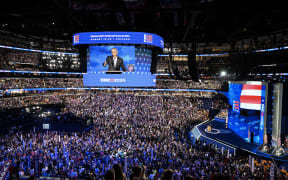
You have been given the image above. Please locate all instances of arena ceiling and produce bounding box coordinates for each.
[0,0,287,43]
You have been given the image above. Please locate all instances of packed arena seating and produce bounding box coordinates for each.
[1,90,286,179]
[0,77,83,89]
[0,76,225,90]
[156,79,223,90]
[0,91,206,176]
[1,90,283,179]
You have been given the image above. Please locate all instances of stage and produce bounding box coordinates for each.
[191,118,288,163]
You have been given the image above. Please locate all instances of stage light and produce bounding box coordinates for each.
[220,71,227,76]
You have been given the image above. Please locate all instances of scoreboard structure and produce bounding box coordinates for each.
[73,32,164,87]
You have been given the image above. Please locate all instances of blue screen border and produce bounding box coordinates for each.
[73,32,164,49]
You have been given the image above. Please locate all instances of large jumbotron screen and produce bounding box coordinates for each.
[228,81,267,144]
[83,45,156,87]
[73,32,164,87]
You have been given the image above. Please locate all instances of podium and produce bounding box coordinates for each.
[101,71,124,74]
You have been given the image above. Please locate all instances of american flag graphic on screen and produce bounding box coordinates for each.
[74,35,79,43]
[144,34,153,43]
[240,84,263,110]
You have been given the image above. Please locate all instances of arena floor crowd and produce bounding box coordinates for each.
[0,91,284,179]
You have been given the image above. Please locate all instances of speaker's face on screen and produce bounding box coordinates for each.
[111,48,118,57]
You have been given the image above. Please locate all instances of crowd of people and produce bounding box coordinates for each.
[0,77,224,90]
[0,90,219,127]
[156,79,223,90]
[0,90,221,109]
[0,90,286,179]
[0,91,224,178]
[0,77,83,89]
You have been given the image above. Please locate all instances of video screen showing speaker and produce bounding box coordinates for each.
[83,45,156,87]
[228,81,267,144]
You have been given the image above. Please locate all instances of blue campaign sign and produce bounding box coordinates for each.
[73,32,164,49]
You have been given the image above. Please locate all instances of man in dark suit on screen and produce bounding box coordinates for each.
[103,48,127,72]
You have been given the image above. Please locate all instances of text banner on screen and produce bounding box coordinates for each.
[72,32,164,49]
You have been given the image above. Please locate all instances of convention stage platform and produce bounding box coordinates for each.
[191,118,288,163]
